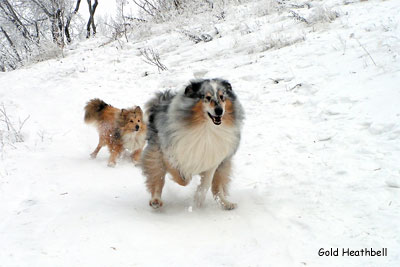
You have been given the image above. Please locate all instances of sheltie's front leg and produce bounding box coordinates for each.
[142,144,166,209]
[108,144,123,167]
[90,136,105,159]
[164,158,191,186]
[195,166,218,208]
[212,159,237,210]
[131,148,142,164]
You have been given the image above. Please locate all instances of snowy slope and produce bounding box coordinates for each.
[1,0,399,266]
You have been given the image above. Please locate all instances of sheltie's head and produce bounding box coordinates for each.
[118,106,145,133]
[184,78,237,126]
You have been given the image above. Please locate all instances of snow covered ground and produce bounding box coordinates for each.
[1,0,399,266]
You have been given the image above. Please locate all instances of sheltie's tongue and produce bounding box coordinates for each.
[208,112,222,125]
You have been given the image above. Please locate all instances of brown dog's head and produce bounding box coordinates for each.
[118,106,144,133]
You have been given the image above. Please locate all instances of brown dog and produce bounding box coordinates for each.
[84,98,146,167]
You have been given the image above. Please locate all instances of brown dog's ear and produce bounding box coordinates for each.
[134,106,142,114]
[121,109,128,116]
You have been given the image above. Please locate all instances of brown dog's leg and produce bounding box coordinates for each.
[212,159,237,210]
[90,136,105,159]
[131,149,142,164]
[142,144,166,208]
[108,144,123,167]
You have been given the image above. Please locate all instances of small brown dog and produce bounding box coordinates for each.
[84,98,146,167]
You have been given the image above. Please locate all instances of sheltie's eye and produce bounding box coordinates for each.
[220,95,225,101]
[138,119,140,122]
[130,120,134,123]
[205,96,212,102]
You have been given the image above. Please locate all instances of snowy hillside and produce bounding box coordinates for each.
[1,0,399,266]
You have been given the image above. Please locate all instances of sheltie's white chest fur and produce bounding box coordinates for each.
[166,120,239,178]
[122,131,146,152]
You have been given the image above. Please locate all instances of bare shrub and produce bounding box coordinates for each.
[139,47,168,72]
[308,5,340,24]
[288,10,309,24]
[29,41,64,64]
[132,0,225,22]
[261,33,306,51]
[179,30,213,43]
[255,0,279,17]
[132,0,182,22]
[0,104,30,145]
[0,0,87,71]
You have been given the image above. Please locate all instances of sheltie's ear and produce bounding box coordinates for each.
[184,80,204,98]
[121,109,129,117]
[134,106,142,114]
[219,79,236,100]
[220,80,232,92]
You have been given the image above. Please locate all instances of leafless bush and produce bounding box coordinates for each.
[132,0,180,21]
[308,5,340,24]
[109,0,136,42]
[179,30,213,43]
[180,30,202,43]
[0,0,101,71]
[102,20,129,43]
[255,0,279,17]
[261,33,306,51]
[99,0,152,46]
[139,47,168,72]
[0,104,30,145]
[29,41,64,64]
[288,10,309,24]
[132,0,225,22]
[283,3,339,26]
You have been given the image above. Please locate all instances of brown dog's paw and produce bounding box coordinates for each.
[107,161,116,168]
[133,160,142,168]
[149,198,163,209]
[90,153,97,159]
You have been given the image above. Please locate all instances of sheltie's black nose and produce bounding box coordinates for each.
[215,107,223,116]
[135,125,139,131]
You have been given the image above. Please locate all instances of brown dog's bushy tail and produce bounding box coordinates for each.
[84,98,109,124]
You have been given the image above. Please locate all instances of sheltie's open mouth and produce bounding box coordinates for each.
[207,112,222,125]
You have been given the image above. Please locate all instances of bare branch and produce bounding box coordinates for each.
[65,0,82,43]
[0,104,29,143]
[288,10,309,24]
[139,47,168,73]
[0,26,22,63]
[355,38,377,66]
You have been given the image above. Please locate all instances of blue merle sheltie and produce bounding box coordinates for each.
[142,78,244,210]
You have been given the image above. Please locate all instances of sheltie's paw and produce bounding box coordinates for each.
[149,198,163,209]
[90,153,97,159]
[215,196,237,210]
[222,201,237,210]
[107,161,116,168]
[194,191,207,208]
[133,160,142,167]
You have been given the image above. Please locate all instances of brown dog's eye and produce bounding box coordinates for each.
[130,120,134,123]
[205,96,212,102]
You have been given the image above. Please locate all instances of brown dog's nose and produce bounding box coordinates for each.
[135,125,140,131]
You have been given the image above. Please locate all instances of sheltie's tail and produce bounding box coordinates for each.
[84,98,109,124]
